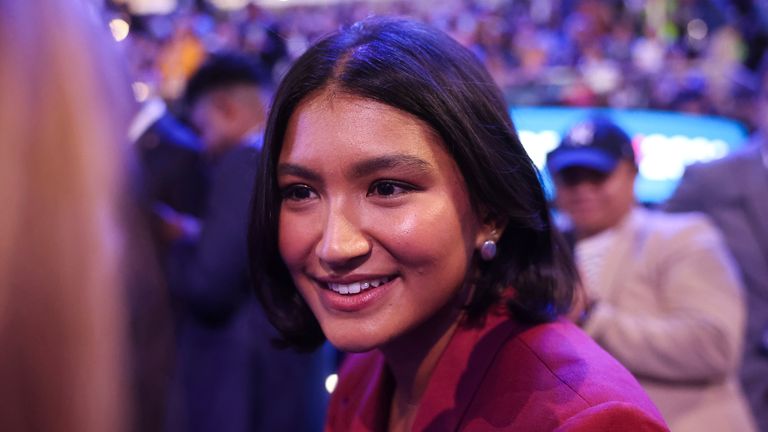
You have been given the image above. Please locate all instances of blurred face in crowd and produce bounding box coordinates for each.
[190,93,238,154]
[190,87,264,155]
[554,160,637,239]
[276,91,493,353]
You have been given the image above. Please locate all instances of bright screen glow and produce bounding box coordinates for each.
[511,107,748,203]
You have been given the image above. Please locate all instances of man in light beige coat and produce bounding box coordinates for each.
[547,116,756,432]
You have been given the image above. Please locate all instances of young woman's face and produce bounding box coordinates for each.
[277,91,493,352]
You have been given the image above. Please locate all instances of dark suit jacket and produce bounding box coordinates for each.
[166,144,330,432]
[327,312,669,431]
[665,141,768,431]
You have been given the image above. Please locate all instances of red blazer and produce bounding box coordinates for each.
[326,312,669,431]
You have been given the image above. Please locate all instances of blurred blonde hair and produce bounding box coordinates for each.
[0,0,132,430]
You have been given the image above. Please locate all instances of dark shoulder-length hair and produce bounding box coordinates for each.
[249,17,577,351]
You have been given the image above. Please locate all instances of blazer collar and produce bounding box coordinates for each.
[348,354,393,432]
[412,312,516,431]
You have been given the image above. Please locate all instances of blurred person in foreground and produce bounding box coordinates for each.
[0,0,133,430]
[665,73,768,430]
[547,116,756,432]
[159,52,329,432]
[250,17,668,431]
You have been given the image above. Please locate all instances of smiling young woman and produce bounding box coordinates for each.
[249,17,670,432]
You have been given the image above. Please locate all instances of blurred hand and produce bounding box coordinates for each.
[567,282,597,327]
[567,282,589,323]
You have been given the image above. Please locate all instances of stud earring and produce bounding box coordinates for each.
[480,240,497,261]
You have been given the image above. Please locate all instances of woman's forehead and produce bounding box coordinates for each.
[280,91,443,161]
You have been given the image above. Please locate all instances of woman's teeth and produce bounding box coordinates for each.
[328,277,391,295]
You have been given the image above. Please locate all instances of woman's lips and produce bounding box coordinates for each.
[326,276,392,295]
[315,276,398,313]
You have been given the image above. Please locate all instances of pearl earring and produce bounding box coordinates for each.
[480,240,497,261]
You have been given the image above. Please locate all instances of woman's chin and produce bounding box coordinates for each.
[326,335,379,353]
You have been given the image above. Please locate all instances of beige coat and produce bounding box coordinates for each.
[580,207,756,432]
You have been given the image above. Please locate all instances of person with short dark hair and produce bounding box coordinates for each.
[181,51,270,157]
[249,18,668,431]
[548,116,756,432]
[162,51,329,432]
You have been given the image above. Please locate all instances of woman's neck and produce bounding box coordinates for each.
[381,299,467,432]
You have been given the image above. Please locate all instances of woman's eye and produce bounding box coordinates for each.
[367,181,412,197]
[281,185,317,201]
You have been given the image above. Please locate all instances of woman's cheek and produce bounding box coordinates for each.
[373,200,465,262]
[278,212,314,267]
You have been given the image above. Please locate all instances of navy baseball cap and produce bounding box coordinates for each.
[546,117,635,174]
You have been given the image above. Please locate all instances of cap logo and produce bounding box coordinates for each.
[566,121,594,147]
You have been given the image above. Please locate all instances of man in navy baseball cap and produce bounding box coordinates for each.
[547,116,636,175]
[546,116,637,239]
[546,116,756,432]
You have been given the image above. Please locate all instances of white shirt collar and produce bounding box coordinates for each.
[128,97,167,143]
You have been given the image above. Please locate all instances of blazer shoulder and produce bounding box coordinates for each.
[555,401,670,431]
[457,320,666,430]
[493,321,666,422]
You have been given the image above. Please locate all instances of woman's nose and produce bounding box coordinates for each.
[316,205,370,271]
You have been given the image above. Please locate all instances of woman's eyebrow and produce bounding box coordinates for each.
[277,163,323,185]
[277,154,433,183]
[348,154,433,179]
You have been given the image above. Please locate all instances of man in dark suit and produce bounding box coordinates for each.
[131,97,208,221]
[665,77,768,430]
[160,52,331,432]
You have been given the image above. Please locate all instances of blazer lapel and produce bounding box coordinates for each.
[413,313,519,432]
[348,354,393,432]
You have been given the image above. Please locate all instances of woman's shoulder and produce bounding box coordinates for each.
[324,317,669,431]
[473,317,669,430]
[503,319,652,401]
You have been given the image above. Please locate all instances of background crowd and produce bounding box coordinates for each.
[110,0,768,131]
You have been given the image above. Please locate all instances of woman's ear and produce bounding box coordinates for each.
[474,212,508,250]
